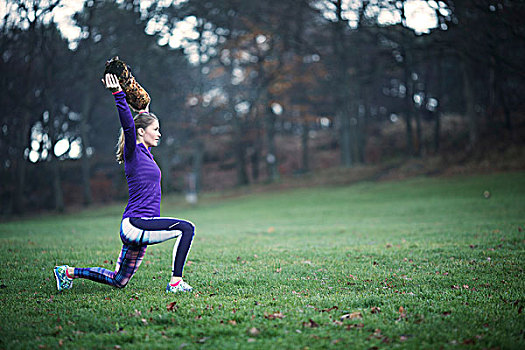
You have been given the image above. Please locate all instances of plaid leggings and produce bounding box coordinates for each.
[74,217,195,288]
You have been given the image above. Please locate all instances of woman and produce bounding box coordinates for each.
[54,73,195,293]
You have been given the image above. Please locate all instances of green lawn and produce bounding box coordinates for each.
[1,172,524,349]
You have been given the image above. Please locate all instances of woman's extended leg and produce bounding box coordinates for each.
[74,244,147,288]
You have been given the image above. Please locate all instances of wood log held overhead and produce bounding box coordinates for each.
[104,56,151,111]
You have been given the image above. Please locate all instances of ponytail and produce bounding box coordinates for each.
[115,112,158,164]
[116,128,125,164]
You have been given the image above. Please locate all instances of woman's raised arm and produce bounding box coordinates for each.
[103,73,136,159]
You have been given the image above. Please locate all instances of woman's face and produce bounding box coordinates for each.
[141,120,161,148]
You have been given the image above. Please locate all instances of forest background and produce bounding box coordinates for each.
[1,0,524,216]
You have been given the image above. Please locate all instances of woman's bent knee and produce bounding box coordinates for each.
[114,279,129,289]
[178,221,195,235]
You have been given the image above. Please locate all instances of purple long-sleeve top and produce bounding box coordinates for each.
[113,91,161,219]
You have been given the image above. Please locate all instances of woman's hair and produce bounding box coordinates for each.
[116,112,158,163]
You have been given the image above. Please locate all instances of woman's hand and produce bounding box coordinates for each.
[101,73,122,93]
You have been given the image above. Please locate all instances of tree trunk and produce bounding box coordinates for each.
[461,60,477,150]
[415,107,422,157]
[434,110,441,154]
[80,93,93,206]
[332,0,353,168]
[251,126,262,181]
[488,55,496,121]
[434,55,443,153]
[50,155,64,212]
[301,121,309,172]
[403,49,414,157]
[47,108,64,213]
[339,108,352,168]
[192,139,204,193]
[356,103,368,164]
[235,137,249,186]
[232,104,249,186]
[13,113,32,214]
[265,109,279,181]
[500,84,512,132]
[350,111,359,164]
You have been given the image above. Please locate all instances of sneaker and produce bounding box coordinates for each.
[166,280,193,293]
[54,265,73,291]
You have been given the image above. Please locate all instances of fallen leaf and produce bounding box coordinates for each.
[302,319,320,328]
[397,306,407,322]
[340,312,362,321]
[367,328,383,340]
[248,327,260,336]
[264,311,285,319]
[346,323,365,329]
[320,306,338,312]
[167,302,177,311]
[370,306,381,314]
[228,320,237,325]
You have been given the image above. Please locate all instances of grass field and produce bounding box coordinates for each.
[1,172,524,349]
